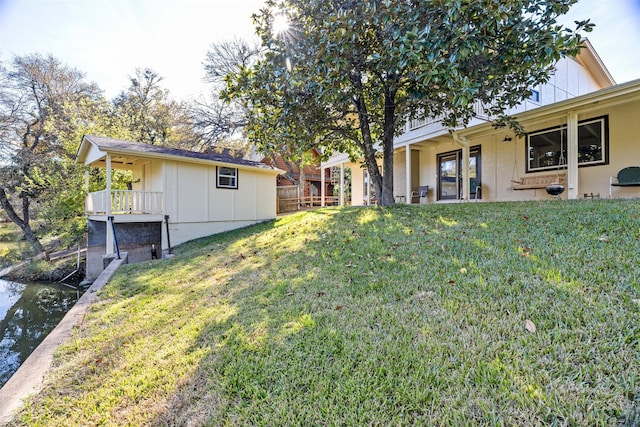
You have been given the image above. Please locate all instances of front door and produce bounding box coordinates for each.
[437,146,481,201]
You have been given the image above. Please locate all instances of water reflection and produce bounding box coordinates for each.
[0,279,79,387]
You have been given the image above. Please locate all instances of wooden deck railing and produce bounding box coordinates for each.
[86,190,163,215]
[277,196,341,214]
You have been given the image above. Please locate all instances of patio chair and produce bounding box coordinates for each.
[410,186,429,204]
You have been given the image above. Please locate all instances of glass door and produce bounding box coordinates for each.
[437,147,481,201]
[438,152,460,200]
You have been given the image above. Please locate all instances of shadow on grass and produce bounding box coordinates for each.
[146,200,640,426]
[10,201,640,426]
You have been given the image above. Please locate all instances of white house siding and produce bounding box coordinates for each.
[159,160,278,249]
[393,151,407,202]
[351,166,365,206]
[450,96,640,202]
[255,172,277,218]
[177,163,209,222]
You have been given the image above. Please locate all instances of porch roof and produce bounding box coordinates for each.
[76,135,282,174]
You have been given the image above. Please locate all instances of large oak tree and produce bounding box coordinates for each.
[0,54,102,257]
[226,0,592,206]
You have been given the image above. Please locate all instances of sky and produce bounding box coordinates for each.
[1,0,639,101]
[0,0,265,99]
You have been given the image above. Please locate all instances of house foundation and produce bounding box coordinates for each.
[86,220,162,280]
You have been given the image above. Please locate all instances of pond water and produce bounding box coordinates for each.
[0,279,80,387]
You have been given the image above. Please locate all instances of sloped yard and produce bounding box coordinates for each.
[10,200,640,426]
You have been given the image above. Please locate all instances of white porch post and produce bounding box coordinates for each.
[339,163,345,206]
[567,111,579,200]
[453,132,470,201]
[405,144,411,204]
[461,144,470,201]
[321,166,326,207]
[365,170,370,204]
[105,153,114,254]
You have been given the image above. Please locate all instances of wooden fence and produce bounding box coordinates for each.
[276,185,339,214]
[277,195,340,214]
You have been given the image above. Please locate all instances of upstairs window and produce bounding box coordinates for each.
[526,115,608,172]
[217,166,238,189]
[529,88,541,104]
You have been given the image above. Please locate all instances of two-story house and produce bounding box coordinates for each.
[321,40,640,204]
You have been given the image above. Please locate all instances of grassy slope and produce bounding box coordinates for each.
[11,200,640,426]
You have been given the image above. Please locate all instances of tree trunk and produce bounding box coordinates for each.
[0,187,48,259]
[378,89,397,207]
[351,72,398,207]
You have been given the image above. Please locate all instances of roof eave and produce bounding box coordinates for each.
[460,78,640,139]
[575,39,616,88]
[77,135,281,175]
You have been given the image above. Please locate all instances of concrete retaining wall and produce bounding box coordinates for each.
[0,253,129,424]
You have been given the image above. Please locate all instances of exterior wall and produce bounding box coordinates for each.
[578,102,640,198]
[393,149,407,200]
[162,160,277,248]
[395,56,604,149]
[421,99,640,203]
[350,165,365,206]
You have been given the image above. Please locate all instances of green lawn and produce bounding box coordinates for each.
[11,200,640,426]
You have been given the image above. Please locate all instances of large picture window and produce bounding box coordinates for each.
[217,166,238,189]
[526,115,608,172]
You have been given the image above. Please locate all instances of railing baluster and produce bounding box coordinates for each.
[86,190,163,215]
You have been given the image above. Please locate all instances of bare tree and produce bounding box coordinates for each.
[203,37,262,85]
[192,38,262,148]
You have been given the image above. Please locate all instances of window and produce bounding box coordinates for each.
[529,88,541,103]
[526,116,608,172]
[217,166,238,189]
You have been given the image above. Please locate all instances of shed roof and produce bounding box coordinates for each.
[76,135,280,173]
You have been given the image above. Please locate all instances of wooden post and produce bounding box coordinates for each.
[105,153,114,254]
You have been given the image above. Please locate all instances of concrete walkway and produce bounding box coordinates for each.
[0,253,128,425]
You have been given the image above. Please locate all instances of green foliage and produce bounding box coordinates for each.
[0,57,200,255]
[0,54,104,254]
[226,0,592,205]
[11,200,640,426]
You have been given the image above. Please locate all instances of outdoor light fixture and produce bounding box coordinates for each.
[503,136,512,143]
